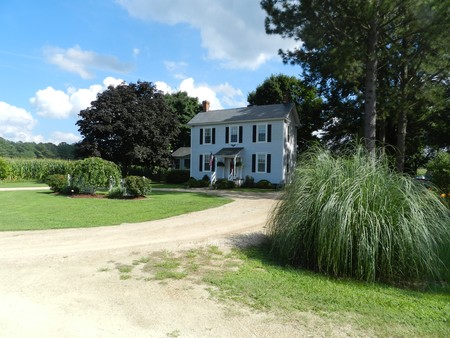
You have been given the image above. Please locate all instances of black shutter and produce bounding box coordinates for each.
[225,127,229,143]
[212,128,216,144]
[199,128,203,145]
[199,155,203,172]
[267,124,272,142]
[239,126,243,143]
[252,125,256,142]
[252,154,256,172]
[267,154,271,173]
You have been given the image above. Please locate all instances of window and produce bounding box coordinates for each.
[230,126,238,143]
[203,153,211,171]
[257,124,267,142]
[174,159,180,169]
[204,127,212,144]
[184,159,190,169]
[257,153,266,172]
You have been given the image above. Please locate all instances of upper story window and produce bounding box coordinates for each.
[226,126,242,144]
[200,127,215,145]
[204,127,212,144]
[257,124,267,142]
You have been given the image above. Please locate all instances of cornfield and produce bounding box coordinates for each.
[5,158,75,180]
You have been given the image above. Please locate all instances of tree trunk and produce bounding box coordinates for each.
[396,39,409,173]
[364,17,379,156]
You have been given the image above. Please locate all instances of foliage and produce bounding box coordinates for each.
[255,179,274,189]
[248,74,323,151]
[426,151,450,193]
[0,137,75,159]
[165,169,190,184]
[268,145,450,283]
[72,157,121,194]
[44,174,68,193]
[241,175,255,188]
[185,177,210,188]
[164,91,202,149]
[261,0,450,167]
[214,179,236,189]
[76,81,179,174]
[5,158,74,180]
[0,158,10,180]
[107,186,126,199]
[123,176,152,197]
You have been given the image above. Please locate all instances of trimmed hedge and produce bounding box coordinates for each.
[124,176,151,197]
[165,169,190,184]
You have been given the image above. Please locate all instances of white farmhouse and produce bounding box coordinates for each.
[187,101,299,186]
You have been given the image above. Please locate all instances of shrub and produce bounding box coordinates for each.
[241,175,254,188]
[255,179,273,189]
[214,179,236,189]
[123,176,151,197]
[0,158,10,180]
[426,151,450,194]
[107,186,126,199]
[185,177,210,188]
[72,157,121,194]
[44,174,68,193]
[165,169,190,184]
[201,174,210,182]
[268,145,450,284]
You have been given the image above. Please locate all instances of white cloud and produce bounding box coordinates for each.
[0,102,43,142]
[156,77,246,110]
[48,131,81,145]
[43,45,133,79]
[117,0,298,69]
[30,77,124,119]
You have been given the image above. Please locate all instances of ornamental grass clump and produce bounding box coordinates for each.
[268,146,450,284]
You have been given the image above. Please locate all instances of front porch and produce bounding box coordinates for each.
[211,147,244,185]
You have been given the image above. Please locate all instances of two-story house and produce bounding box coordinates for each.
[187,101,299,186]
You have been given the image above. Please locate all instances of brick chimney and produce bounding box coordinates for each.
[202,100,210,112]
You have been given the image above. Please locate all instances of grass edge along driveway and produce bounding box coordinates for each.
[0,190,232,231]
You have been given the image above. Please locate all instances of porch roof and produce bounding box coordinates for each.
[215,147,244,157]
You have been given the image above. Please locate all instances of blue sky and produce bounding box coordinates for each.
[0,0,299,144]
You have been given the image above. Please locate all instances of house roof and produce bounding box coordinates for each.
[171,147,191,157]
[187,103,298,126]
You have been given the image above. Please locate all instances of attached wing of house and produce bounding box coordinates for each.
[187,102,299,186]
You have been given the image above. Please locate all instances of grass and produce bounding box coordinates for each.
[0,180,47,188]
[204,245,450,337]
[0,190,231,231]
[108,244,449,336]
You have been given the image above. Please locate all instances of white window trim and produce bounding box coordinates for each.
[203,127,212,144]
[229,125,239,144]
[257,124,267,143]
[256,153,267,173]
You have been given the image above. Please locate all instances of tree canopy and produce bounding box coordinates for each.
[261,0,449,172]
[76,81,179,174]
[0,137,75,159]
[247,74,323,151]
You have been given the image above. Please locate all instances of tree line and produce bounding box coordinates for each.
[0,137,75,159]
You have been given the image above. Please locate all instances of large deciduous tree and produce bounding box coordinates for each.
[164,91,202,150]
[76,81,179,174]
[261,0,449,170]
[247,74,323,151]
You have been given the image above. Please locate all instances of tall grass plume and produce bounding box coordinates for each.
[268,146,449,284]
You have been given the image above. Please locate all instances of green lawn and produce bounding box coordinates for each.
[204,245,450,337]
[0,180,47,188]
[0,190,231,231]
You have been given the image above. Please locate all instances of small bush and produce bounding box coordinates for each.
[124,176,151,197]
[255,179,273,189]
[426,151,450,194]
[107,186,126,199]
[268,145,450,284]
[165,169,190,184]
[201,174,210,182]
[185,177,210,188]
[44,174,68,193]
[0,158,10,180]
[214,179,236,189]
[241,175,254,188]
